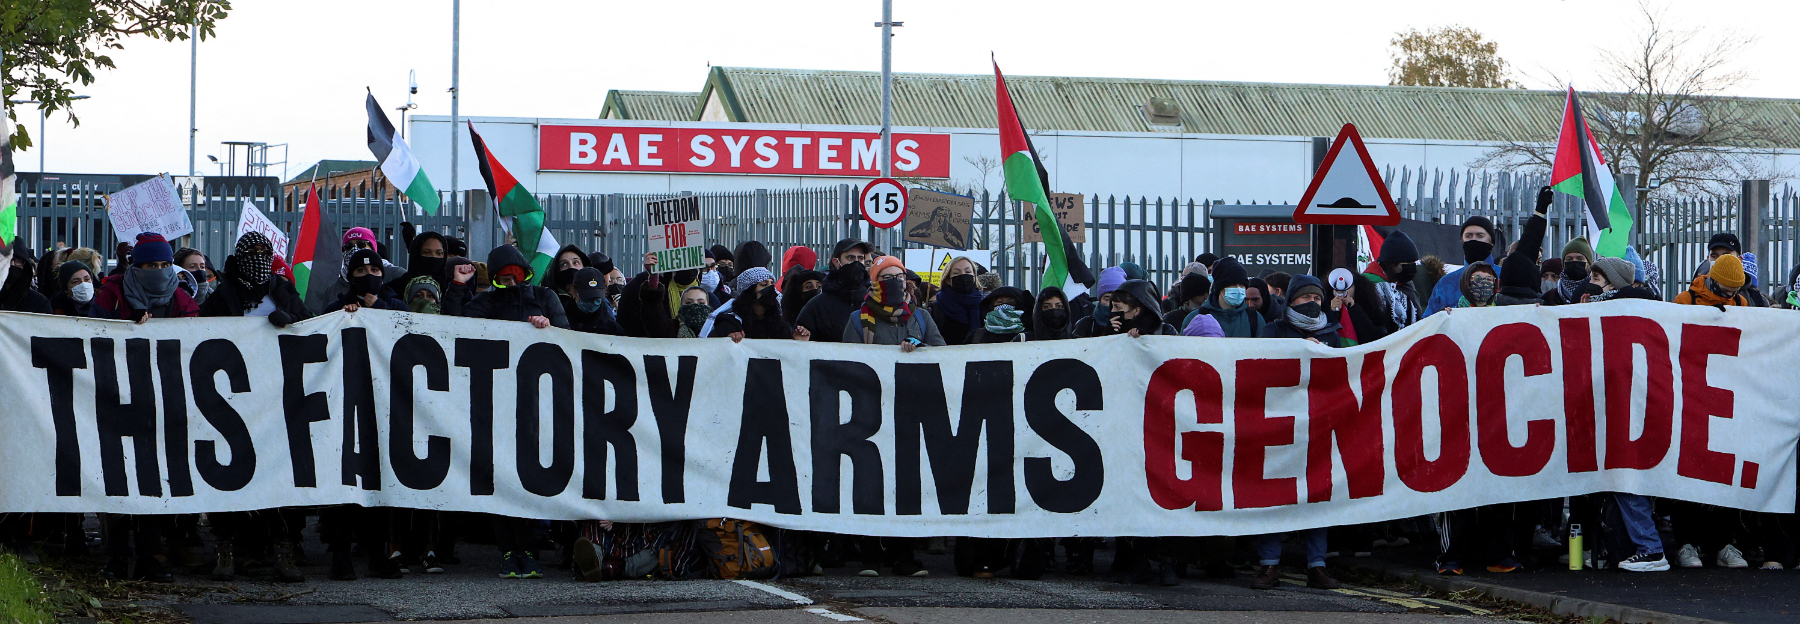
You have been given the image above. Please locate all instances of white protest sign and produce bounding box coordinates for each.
[237,200,290,261]
[106,175,194,241]
[646,196,705,272]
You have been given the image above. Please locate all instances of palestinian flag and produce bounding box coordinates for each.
[1,115,16,243]
[994,60,1093,297]
[292,183,340,304]
[367,91,441,215]
[1551,87,1632,257]
[468,121,558,283]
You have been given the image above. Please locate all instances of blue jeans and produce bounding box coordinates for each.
[1255,528,1329,568]
[1613,493,1663,555]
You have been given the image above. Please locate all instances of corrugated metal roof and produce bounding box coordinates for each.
[698,66,1800,146]
[284,160,376,185]
[599,90,701,121]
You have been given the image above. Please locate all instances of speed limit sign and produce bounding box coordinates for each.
[860,178,909,229]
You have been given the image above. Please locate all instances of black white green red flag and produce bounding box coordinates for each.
[469,122,558,283]
[366,92,441,215]
[1550,87,1633,258]
[994,60,1092,296]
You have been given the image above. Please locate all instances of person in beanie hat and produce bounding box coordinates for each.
[1585,257,1659,301]
[1073,279,1176,337]
[1538,258,1563,295]
[1562,237,1596,266]
[1674,253,1748,307]
[1366,230,1422,330]
[781,245,819,277]
[1200,257,1259,338]
[91,232,199,322]
[49,260,96,317]
[327,249,407,312]
[1250,272,1341,591]
[1165,270,1213,330]
[847,255,944,352]
[199,232,309,327]
[406,275,444,314]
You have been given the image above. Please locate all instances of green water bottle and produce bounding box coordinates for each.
[1568,524,1583,570]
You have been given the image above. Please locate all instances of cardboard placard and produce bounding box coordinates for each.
[902,188,973,249]
[106,174,194,241]
[237,200,291,261]
[645,196,704,272]
[1023,193,1085,244]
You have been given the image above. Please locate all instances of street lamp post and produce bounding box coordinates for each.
[6,95,89,173]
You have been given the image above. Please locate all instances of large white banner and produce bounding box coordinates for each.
[0,302,1795,537]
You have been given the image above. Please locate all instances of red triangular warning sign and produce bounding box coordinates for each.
[1294,123,1400,226]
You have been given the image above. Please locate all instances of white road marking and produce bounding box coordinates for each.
[733,579,814,604]
[806,607,864,622]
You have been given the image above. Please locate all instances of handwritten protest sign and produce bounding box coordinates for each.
[107,175,193,240]
[1022,192,1085,244]
[902,189,973,249]
[237,200,290,261]
[646,196,704,272]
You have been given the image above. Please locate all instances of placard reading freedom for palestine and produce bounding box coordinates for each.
[646,196,704,272]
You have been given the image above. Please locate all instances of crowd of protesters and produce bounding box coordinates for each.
[1,184,1797,589]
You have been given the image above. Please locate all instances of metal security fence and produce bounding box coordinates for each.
[14,171,1791,301]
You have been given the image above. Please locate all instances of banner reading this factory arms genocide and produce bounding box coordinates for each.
[0,303,1795,537]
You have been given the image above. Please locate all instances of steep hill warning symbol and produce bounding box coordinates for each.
[1293,123,1401,226]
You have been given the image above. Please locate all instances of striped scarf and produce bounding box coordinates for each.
[858,279,911,333]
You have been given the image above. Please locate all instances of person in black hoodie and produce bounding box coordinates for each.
[708,267,805,341]
[794,238,871,343]
[1073,280,1178,337]
[781,267,825,323]
[560,267,624,335]
[1163,271,1212,330]
[1250,272,1342,591]
[1030,287,1075,341]
[965,286,1029,344]
[383,230,450,296]
[0,243,51,314]
[200,232,310,327]
[549,243,594,292]
[48,261,96,317]
[462,244,569,329]
[326,250,407,312]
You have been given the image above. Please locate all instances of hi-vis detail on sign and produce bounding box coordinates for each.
[2,304,1796,537]
[540,125,951,179]
[1294,124,1401,226]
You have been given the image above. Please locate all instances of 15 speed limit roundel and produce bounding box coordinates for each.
[860,178,909,229]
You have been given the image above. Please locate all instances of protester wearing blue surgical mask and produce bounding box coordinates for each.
[1200,257,1259,338]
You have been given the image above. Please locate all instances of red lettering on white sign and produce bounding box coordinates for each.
[539,126,952,178]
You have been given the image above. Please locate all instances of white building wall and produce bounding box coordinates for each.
[410,116,1797,204]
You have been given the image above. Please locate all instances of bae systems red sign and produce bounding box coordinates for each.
[539,125,951,178]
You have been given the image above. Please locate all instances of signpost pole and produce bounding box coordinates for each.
[877,0,897,178]
[450,0,462,225]
[1308,136,1334,279]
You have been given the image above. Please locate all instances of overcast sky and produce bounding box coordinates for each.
[13,0,1796,179]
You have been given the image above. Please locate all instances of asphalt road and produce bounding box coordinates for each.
[146,528,1514,624]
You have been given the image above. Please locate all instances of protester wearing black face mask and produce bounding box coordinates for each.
[1365,230,1422,329]
[1030,287,1074,340]
[199,232,310,327]
[709,267,807,341]
[1543,236,1600,306]
[385,231,451,296]
[930,256,983,345]
[0,243,51,314]
[560,267,623,335]
[781,267,825,322]
[794,238,871,343]
[327,250,406,312]
[550,244,593,293]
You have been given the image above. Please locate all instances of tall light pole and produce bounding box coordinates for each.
[189,21,198,176]
[450,0,461,217]
[9,96,89,173]
[875,1,902,178]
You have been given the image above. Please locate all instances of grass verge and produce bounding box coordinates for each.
[0,553,54,624]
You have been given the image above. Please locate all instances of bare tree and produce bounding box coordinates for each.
[1472,2,1785,213]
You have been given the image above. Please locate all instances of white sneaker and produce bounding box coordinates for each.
[1718,544,1749,569]
[858,569,879,577]
[1387,537,1411,548]
[1618,551,1670,572]
[1676,544,1703,568]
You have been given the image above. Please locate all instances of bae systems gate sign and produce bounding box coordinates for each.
[539,125,952,178]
